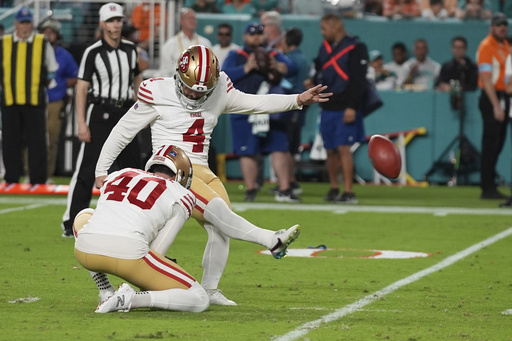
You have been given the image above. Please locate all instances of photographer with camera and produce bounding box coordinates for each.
[222,22,298,202]
[435,36,478,99]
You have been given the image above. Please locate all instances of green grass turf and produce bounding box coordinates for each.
[1,182,512,340]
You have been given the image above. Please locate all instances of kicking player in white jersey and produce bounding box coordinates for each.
[94,45,331,305]
[74,145,209,313]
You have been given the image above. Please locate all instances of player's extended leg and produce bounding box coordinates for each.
[73,208,115,302]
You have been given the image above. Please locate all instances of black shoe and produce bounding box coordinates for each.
[324,188,339,202]
[480,190,507,200]
[62,229,74,238]
[290,181,303,195]
[335,192,358,204]
[245,189,258,202]
[499,196,512,208]
[275,188,301,203]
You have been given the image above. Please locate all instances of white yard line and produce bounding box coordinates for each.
[0,197,510,216]
[273,227,512,341]
[0,203,47,214]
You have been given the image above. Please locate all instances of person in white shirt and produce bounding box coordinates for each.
[95,45,331,306]
[159,8,211,77]
[74,145,209,313]
[403,39,441,90]
[212,23,240,68]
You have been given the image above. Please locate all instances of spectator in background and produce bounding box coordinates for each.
[39,19,79,180]
[122,24,150,72]
[0,7,58,186]
[364,0,384,15]
[159,8,211,77]
[421,0,451,19]
[272,27,310,196]
[131,2,163,51]
[0,23,4,36]
[384,41,409,89]
[292,0,325,15]
[223,23,300,202]
[212,23,240,67]
[61,3,143,237]
[261,11,282,48]
[456,0,492,20]
[383,0,421,19]
[223,0,255,14]
[435,36,478,92]
[476,13,510,200]
[191,0,222,13]
[368,50,397,90]
[305,14,368,204]
[403,39,441,90]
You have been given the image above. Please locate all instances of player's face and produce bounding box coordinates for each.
[182,85,207,100]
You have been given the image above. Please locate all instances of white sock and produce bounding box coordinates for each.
[132,281,209,312]
[203,197,275,248]
[200,222,230,290]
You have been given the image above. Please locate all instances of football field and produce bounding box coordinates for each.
[1,182,512,340]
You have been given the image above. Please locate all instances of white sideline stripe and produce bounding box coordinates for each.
[273,227,512,341]
[0,197,510,216]
[0,203,47,214]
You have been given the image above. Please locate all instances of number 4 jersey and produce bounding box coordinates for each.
[76,168,195,258]
[95,72,302,177]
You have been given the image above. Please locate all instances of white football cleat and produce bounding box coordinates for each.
[206,289,237,306]
[270,225,300,259]
[95,283,134,313]
[98,290,114,304]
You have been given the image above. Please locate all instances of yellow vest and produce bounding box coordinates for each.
[0,33,47,106]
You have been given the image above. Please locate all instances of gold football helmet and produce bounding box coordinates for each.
[145,145,193,189]
[175,45,220,109]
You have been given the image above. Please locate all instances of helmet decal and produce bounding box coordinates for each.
[179,52,190,73]
[196,45,210,86]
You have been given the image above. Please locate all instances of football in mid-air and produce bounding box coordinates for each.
[368,134,401,179]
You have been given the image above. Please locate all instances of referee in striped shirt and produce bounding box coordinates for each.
[62,3,143,237]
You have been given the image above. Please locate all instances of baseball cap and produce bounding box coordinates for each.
[99,3,125,22]
[244,23,264,35]
[369,50,383,62]
[491,12,508,26]
[15,7,33,22]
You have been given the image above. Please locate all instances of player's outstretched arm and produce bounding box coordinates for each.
[296,84,332,106]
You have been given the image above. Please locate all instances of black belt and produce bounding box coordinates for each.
[89,96,131,108]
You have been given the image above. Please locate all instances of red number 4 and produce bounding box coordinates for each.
[183,119,205,153]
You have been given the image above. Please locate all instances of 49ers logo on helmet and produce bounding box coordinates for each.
[179,52,190,73]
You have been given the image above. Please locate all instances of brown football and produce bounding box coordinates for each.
[368,134,401,179]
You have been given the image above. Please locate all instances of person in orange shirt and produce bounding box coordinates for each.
[130,2,163,51]
[476,13,510,200]
[383,0,421,19]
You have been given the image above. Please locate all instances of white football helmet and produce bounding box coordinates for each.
[145,145,193,189]
[175,45,220,110]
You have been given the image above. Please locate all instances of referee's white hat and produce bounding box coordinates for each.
[99,3,125,22]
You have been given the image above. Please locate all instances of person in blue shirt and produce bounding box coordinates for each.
[40,19,79,178]
[222,22,299,202]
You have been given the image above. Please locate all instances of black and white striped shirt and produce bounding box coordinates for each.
[78,38,140,101]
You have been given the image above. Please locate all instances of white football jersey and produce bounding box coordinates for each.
[79,168,195,244]
[95,72,301,177]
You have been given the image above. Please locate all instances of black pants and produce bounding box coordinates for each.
[1,104,47,184]
[61,102,141,232]
[479,90,509,193]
